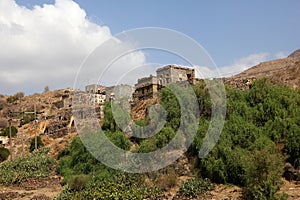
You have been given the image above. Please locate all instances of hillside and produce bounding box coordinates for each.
[234,49,300,89]
[0,50,300,199]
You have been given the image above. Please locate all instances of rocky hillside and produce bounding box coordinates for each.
[234,49,300,89]
[0,88,76,158]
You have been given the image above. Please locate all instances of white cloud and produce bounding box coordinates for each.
[196,52,270,78]
[219,52,270,77]
[274,51,288,59]
[0,0,145,95]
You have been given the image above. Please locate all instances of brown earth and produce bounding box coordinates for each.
[0,175,62,200]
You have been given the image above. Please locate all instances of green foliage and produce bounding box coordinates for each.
[29,136,44,152]
[285,128,300,167]
[56,137,160,199]
[190,79,300,199]
[19,113,34,127]
[105,131,131,150]
[0,147,10,162]
[179,177,214,198]
[6,92,24,103]
[68,174,89,191]
[0,147,54,185]
[0,126,18,137]
[55,78,300,199]
[243,149,284,200]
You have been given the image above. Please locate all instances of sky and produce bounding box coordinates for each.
[1,0,300,95]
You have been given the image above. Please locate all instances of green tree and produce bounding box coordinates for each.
[0,126,18,137]
[0,147,10,162]
[29,136,44,152]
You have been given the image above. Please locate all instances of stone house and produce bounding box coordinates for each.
[133,65,198,100]
[133,75,158,100]
[156,65,195,87]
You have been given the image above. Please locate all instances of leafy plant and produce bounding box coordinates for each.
[179,177,215,198]
[29,136,44,152]
[0,147,10,162]
[0,126,18,137]
[0,147,54,185]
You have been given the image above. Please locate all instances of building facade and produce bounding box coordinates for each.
[156,65,195,87]
[85,84,106,94]
[133,65,197,101]
[133,75,158,100]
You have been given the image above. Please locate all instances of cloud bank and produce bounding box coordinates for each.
[0,0,145,95]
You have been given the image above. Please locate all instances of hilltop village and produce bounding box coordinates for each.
[0,50,300,199]
[0,64,258,152]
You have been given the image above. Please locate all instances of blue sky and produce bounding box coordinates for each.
[16,0,300,66]
[1,0,299,94]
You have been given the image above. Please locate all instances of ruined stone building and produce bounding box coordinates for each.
[156,65,195,87]
[133,65,198,100]
[85,84,105,94]
[85,84,106,104]
[133,75,158,100]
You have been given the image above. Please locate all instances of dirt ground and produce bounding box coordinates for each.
[0,176,62,200]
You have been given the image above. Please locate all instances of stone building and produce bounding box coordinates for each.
[156,65,195,87]
[133,65,197,101]
[133,75,158,100]
[85,84,106,104]
[85,84,105,94]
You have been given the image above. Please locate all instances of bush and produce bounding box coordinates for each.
[0,147,54,185]
[6,92,24,103]
[56,137,161,199]
[155,167,177,191]
[285,127,300,167]
[179,177,215,198]
[0,147,10,162]
[19,114,34,127]
[29,136,44,152]
[243,149,284,200]
[0,126,18,137]
[68,174,89,191]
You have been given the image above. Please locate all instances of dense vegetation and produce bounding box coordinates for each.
[190,79,300,199]
[56,137,160,199]
[0,147,54,185]
[55,78,300,199]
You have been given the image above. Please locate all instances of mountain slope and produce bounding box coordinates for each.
[234,49,300,89]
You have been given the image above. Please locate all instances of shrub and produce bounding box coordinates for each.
[6,92,24,103]
[155,167,177,191]
[56,137,161,199]
[19,114,34,127]
[285,127,300,167]
[179,177,215,198]
[68,174,89,191]
[29,136,44,152]
[0,126,18,137]
[0,147,54,185]
[0,147,10,162]
[243,149,283,200]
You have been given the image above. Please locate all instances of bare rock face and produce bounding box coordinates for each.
[288,49,300,58]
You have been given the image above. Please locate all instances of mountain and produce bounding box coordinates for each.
[234,49,300,89]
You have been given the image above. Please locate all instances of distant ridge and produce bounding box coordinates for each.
[234,49,300,89]
[288,49,300,58]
